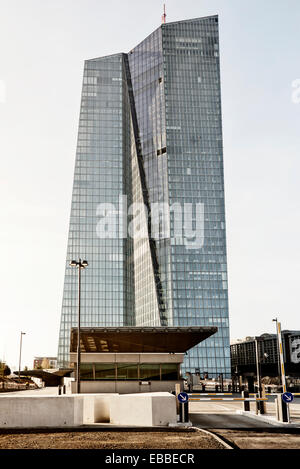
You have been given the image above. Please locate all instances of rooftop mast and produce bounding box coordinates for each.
[161,3,166,24]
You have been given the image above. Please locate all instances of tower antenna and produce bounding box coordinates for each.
[162,3,166,24]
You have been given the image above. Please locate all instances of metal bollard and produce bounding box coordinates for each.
[255,393,265,415]
[242,390,250,411]
[256,393,259,414]
[58,385,61,395]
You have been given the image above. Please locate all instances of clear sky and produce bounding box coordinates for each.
[0,0,299,371]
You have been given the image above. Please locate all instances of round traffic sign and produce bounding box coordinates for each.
[177,392,189,403]
[282,392,294,403]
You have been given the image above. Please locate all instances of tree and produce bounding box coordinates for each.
[3,365,11,376]
[0,362,11,377]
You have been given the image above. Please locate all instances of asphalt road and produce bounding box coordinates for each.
[0,387,58,396]
[190,412,274,429]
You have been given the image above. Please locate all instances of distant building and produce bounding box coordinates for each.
[33,357,57,370]
[230,331,300,379]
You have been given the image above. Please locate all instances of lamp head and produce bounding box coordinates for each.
[70,260,77,267]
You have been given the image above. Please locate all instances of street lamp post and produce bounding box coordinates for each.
[255,337,265,414]
[272,317,282,388]
[18,332,26,382]
[254,338,261,397]
[70,258,88,394]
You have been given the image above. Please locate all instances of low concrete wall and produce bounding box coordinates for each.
[0,395,86,428]
[110,392,177,427]
[0,392,177,428]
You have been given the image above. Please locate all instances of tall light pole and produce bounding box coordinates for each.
[273,317,282,388]
[254,338,261,397]
[18,332,26,382]
[70,258,88,394]
[255,337,266,414]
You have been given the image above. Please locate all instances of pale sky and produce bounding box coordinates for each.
[0,0,299,371]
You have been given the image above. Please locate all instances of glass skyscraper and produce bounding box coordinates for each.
[58,15,231,378]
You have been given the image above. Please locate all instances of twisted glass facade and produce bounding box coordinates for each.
[163,18,230,376]
[57,54,134,367]
[58,15,231,378]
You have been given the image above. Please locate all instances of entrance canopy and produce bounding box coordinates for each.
[70,326,217,354]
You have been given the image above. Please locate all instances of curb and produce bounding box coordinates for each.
[192,426,234,450]
[236,410,300,428]
[0,425,198,434]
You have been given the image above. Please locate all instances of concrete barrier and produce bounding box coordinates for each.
[0,392,177,428]
[0,395,86,428]
[110,392,177,427]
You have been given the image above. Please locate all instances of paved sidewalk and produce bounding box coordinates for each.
[0,387,58,397]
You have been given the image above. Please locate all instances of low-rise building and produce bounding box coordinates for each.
[33,357,57,369]
[231,330,300,383]
[69,326,217,394]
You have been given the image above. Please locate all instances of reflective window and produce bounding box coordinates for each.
[116,363,138,380]
[139,364,160,380]
[95,363,116,380]
[80,364,94,380]
[161,364,179,380]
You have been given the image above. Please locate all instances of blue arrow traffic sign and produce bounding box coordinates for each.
[178,392,189,403]
[282,392,294,403]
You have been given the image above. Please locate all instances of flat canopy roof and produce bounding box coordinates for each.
[14,369,73,378]
[70,326,217,354]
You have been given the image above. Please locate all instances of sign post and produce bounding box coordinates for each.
[178,392,189,423]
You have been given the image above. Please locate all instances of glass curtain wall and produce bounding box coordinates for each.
[57,54,134,367]
[161,17,230,377]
